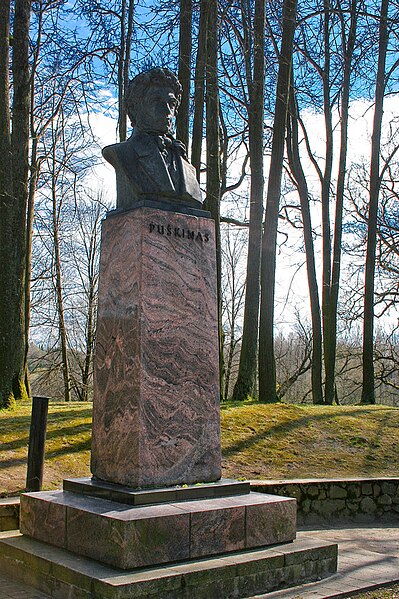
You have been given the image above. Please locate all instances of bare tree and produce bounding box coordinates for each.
[275,317,312,401]
[75,0,135,141]
[68,196,104,402]
[221,226,246,400]
[286,85,323,404]
[191,0,207,180]
[203,0,224,394]
[30,93,96,401]
[176,0,192,149]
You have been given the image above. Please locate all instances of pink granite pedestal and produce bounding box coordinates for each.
[91,206,221,488]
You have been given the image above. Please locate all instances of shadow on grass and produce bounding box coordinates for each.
[0,421,92,453]
[0,435,91,471]
[0,406,92,430]
[361,409,395,474]
[222,407,395,458]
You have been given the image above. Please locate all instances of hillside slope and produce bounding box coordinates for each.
[1,402,398,496]
[221,402,399,480]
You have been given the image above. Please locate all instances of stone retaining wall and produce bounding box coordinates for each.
[2,478,399,530]
[251,478,399,524]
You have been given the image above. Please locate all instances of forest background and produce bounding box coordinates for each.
[1,0,399,410]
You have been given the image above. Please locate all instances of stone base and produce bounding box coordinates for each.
[20,490,297,570]
[0,530,338,599]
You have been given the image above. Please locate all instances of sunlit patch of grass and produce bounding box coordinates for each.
[221,403,399,481]
[0,401,92,496]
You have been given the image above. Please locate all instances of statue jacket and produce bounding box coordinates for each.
[102,130,202,210]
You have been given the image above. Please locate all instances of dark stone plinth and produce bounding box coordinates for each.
[20,490,297,570]
[0,530,338,599]
[63,477,251,506]
[107,198,211,219]
[91,207,221,488]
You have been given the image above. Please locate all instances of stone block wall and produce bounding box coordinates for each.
[0,498,20,531]
[251,478,399,524]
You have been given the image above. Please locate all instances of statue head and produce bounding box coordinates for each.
[125,68,182,135]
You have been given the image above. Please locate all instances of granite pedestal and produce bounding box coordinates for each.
[91,206,221,488]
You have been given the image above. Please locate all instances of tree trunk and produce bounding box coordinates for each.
[224,320,236,401]
[0,0,13,407]
[232,0,265,402]
[24,137,39,401]
[119,0,134,141]
[0,0,31,408]
[321,0,335,406]
[328,0,358,405]
[204,0,223,396]
[361,0,389,404]
[176,0,192,149]
[287,86,324,405]
[258,0,297,404]
[191,0,207,180]
[50,123,71,403]
[81,206,100,402]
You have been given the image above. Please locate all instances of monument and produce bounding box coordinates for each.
[90,68,221,489]
[0,68,338,598]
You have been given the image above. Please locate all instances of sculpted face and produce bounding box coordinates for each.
[135,85,178,135]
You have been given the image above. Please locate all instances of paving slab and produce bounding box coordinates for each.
[0,572,49,599]
[254,523,399,598]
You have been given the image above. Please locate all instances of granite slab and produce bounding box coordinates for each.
[20,490,297,570]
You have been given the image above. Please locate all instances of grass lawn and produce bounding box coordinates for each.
[1,400,399,496]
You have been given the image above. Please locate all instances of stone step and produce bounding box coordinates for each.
[0,529,338,599]
[20,490,296,569]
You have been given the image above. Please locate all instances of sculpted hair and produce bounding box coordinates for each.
[125,68,182,126]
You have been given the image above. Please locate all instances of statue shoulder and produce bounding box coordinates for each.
[102,138,137,168]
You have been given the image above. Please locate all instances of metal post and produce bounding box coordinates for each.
[26,396,49,492]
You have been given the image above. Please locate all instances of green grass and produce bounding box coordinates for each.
[0,402,92,496]
[1,400,398,496]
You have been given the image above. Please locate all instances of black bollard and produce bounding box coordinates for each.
[26,396,49,492]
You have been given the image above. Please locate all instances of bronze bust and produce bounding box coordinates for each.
[103,68,202,210]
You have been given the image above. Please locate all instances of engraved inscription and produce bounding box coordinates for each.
[149,222,210,243]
